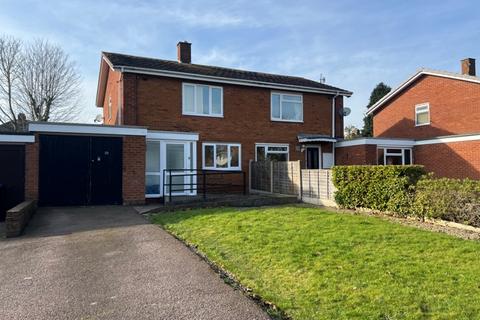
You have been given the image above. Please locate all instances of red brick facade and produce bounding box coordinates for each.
[366,73,480,179]
[122,136,146,205]
[24,139,39,200]
[102,73,344,172]
[373,75,480,139]
[336,144,377,165]
[414,142,480,179]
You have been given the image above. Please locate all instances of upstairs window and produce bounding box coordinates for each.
[271,92,303,122]
[415,103,430,126]
[183,83,223,117]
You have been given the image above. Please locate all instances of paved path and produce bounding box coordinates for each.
[0,206,269,320]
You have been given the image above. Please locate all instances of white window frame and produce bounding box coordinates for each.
[271,92,303,123]
[255,143,290,161]
[415,103,430,126]
[202,142,241,171]
[182,83,223,117]
[378,147,413,165]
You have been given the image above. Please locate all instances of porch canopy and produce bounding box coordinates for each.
[297,133,337,143]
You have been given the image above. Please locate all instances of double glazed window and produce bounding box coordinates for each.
[415,103,430,126]
[203,143,241,170]
[377,148,412,165]
[271,93,303,122]
[256,144,289,161]
[183,83,223,117]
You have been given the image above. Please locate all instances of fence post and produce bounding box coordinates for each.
[270,161,274,193]
[298,161,303,201]
[248,159,253,194]
[326,170,330,199]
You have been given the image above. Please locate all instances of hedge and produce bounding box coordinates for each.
[412,178,480,227]
[332,165,480,228]
[332,165,425,213]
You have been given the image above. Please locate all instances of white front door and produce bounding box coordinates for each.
[163,141,194,196]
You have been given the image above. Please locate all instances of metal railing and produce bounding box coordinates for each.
[162,169,247,203]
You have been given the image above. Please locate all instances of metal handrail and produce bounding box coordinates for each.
[162,168,246,203]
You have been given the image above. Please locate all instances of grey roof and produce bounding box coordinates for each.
[103,52,351,95]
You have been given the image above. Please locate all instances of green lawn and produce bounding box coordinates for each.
[151,205,480,320]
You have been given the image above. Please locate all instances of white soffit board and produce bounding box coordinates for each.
[0,135,35,143]
[146,130,199,141]
[29,123,147,136]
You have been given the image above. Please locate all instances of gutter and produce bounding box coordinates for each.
[331,91,341,166]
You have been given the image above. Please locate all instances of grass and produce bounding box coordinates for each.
[151,205,480,320]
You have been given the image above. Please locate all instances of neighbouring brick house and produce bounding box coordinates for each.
[95,41,352,201]
[336,58,480,179]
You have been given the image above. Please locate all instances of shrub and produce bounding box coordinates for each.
[412,178,480,226]
[332,165,425,214]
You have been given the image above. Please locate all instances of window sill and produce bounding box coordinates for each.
[415,122,430,127]
[271,119,304,124]
[202,167,242,172]
[183,112,224,118]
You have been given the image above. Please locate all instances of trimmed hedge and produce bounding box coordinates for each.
[332,165,480,228]
[412,178,480,227]
[332,165,425,213]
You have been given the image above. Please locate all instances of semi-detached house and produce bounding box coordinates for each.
[95,41,352,201]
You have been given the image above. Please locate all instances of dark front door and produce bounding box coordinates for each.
[0,145,25,221]
[90,137,123,205]
[39,135,122,206]
[306,147,320,169]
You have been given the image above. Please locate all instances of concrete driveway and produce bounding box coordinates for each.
[0,206,269,320]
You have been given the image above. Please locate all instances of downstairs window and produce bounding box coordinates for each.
[377,148,412,165]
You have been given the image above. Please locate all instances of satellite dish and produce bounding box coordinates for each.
[94,114,103,123]
[339,107,351,117]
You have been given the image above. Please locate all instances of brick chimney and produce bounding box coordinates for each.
[177,41,191,63]
[461,58,476,76]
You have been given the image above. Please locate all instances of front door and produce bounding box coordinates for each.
[162,141,194,197]
[306,147,320,169]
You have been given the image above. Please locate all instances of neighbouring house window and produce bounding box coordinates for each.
[256,144,289,161]
[203,143,241,170]
[271,92,303,122]
[377,147,412,165]
[146,141,161,196]
[415,103,430,126]
[183,83,223,117]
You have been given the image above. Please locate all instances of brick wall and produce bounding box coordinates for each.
[414,141,480,179]
[373,75,480,139]
[116,74,343,174]
[24,139,39,200]
[102,69,122,125]
[122,135,146,205]
[335,144,377,165]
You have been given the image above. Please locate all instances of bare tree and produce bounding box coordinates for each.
[0,35,22,131]
[17,39,81,122]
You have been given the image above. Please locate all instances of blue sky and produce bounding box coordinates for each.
[1,0,479,127]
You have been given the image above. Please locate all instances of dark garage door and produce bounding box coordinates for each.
[39,135,122,206]
[0,145,25,221]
